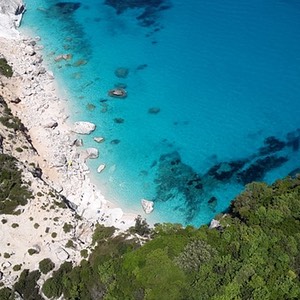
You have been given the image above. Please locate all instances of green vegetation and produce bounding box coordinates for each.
[129,215,151,236]
[51,232,57,239]
[91,223,116,245]
[28,248,37,256]
[40,176,300,299]
[65,240,75,248]
[0,98,24,131]
[13,269,43,300]
[63,222,73,233]
[33,223,40,229]
[3,252,10,259]
[13,264,22,271]
[0,57,13,77]
[0,287,14,300]
[80,249,88,259]
[39,258,55,274]
[1,176,300,299]
[11,223,19,228]
[0,153,32,214]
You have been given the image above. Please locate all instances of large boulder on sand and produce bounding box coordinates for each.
[72,121,96,134]
[55,247,69,261]
[81,148,99,160]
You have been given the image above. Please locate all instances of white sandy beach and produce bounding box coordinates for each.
[0,0,138,287]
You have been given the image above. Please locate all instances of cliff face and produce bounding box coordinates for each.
[0,0,25,38]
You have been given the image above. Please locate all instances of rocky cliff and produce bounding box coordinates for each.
[0,0,25,38]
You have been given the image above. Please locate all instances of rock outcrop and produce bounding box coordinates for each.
[141,199,154,214]
[72,121,96,134]
[0,0,25,38]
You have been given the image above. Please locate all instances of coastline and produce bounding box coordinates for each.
[0,14,137,230]
[0,2,141,284]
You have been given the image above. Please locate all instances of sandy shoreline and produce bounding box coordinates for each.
[0,27,137,230]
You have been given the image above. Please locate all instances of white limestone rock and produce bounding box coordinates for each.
[94,136,105,143]
[81,148,99,161]
[55,247,69,261]
[141,199,154,214]
[209,219,221,229]
[0,0,25,38]
[97,164,106,173]
[72,121,96,135]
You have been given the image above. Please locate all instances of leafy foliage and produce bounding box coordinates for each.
[0,176,299,299]
[129,215,152,236]
[13,269,43,300]
[0,57,13,77]
[0,153,32,214]
[40,176,300,299]
[39,258,55,274]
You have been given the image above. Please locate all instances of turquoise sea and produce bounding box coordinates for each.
[21,0,300,226]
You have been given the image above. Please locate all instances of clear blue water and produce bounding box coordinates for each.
[21,0,300,226]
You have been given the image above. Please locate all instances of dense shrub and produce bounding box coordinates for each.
[13,269,42,300]
[0,287,14,300]
[0,58,13,77]
[0,153,32,214]
[39,258,55,274]
[40,177,300,299]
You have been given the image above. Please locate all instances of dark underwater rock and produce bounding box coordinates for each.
[110,139,121,145]
[148,107,160,114]
[154,151,203,222]
[114,67,129,78]
[259,136,285,156]
[289,168,300,178]
[237,155,288,185]
[208,196,217,212]
[286,131,300,152]
[55,2,81,14]
[114,118,125,124]
[104,0,172,28]
[207,160,246,181]
[136,64,148,70]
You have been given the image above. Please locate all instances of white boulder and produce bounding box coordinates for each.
[72,121,96,135]
[141,199,154,214]
[55,247,69,261]
[81,148,99,161]
[94,136,105,143]
[97,164,106,173]
[209,219,221,229]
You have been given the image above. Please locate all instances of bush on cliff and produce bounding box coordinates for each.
[0,153,32,214]
[0,57,13,78]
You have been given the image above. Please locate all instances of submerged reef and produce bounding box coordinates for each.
[154,151,204,222]
[104,0,172,28]
[55,2,81,15]
[152,129,300,224]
